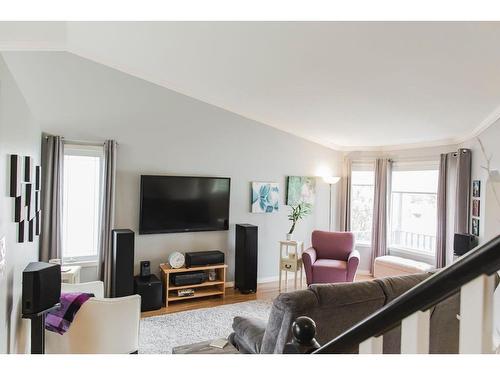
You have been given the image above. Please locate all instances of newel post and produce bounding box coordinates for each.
[283,316,321,354]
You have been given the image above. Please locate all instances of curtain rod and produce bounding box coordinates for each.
[43,135,118,146]
[349,155,439,164]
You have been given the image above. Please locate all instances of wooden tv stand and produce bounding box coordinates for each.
[159,263,227,307]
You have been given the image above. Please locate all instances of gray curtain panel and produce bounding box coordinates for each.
[455,149,471,234]
[98,140,117,297]
[436,153,448,268]
[371,158,391,273]
[340,158,352,231]
[40,134,64,262]
[435,149,471,268]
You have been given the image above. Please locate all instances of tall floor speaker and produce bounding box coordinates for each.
[111,229,135,297]
[235,224,258,294]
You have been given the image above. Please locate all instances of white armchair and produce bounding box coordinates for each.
[45,281,141,354]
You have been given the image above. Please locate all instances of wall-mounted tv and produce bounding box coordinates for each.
[139,175,231,234]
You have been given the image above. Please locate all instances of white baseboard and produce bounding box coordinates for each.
[257,275,280,284]
[225,275,280,288]
[225,271,372,288]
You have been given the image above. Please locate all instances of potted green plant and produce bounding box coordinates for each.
[287,202,312,240]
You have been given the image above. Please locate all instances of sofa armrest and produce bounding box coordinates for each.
[46,294,141,354]
[347,250,360,282]
[302,248,317,285]
[230,316,267,354]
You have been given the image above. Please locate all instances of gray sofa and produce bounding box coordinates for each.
[229,273,461,354]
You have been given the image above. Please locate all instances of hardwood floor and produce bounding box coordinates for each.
[141,273,373,318]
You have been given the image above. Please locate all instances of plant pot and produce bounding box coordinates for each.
[286,233,293,241]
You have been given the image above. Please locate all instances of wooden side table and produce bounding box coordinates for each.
[61,265,81,284]
[279,240,304,291]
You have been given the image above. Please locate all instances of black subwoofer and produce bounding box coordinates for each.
[134,275,162,312]
[235,224,258,294]
[111,229,135,297]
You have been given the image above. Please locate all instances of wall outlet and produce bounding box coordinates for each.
[0,236,5,277]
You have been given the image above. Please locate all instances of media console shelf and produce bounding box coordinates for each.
[159,263,227,307]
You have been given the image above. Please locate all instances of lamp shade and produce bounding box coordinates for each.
[323,176,341,184]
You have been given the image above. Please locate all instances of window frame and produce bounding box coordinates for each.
[388,160,439,261]
[62,143,104,264]
[350,161,375,246]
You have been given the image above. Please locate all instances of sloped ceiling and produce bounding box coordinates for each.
[3,22,500,150]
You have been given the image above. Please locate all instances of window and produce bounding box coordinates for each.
[62,144,104,262]
[350,163,375,245]
[389,162,439,256]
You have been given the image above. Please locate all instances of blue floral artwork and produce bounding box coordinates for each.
[251,182,279,213]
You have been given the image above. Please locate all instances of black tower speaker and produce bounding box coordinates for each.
[235,224,258,294]
[111,229,135,297]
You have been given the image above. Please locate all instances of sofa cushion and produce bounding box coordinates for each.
[375,272,430,303]
[374,255,434,278]
[312,259,347,283]
[308,280,387,353]
[311,230,354,260]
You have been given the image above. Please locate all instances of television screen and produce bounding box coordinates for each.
[139,175,230,234]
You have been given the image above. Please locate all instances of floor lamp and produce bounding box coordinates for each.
[323,176,341,231]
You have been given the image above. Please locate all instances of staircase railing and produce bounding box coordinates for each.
[286,235,500,354]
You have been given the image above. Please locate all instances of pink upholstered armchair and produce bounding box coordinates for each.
[302,230,359,285]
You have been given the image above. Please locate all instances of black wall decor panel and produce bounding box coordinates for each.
[35,190,40,212]
[18,221,25,243]
[10,155,21,197]
[9,155,41,243]
[28,219,34,242]
[35,166,41,191]
[15,195,25,223]
[26,184,35,220]
[35,211,41,236]
[25,183,32,207]
[24,156,33,183]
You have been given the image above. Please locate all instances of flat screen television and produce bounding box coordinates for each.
[139,175,231,234]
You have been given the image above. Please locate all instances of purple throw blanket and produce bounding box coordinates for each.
[45,292,94,335]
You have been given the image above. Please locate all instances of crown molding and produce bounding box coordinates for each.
[0,41,66,51]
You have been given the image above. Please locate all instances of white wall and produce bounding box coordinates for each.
[0,55,41,353]
[2,51,343,282]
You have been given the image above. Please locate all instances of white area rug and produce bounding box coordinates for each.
[139,300,272,354]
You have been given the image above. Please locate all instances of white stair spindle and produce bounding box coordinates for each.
[359,336,383,354]
[459,274,495,354]
[401,310,430,353]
